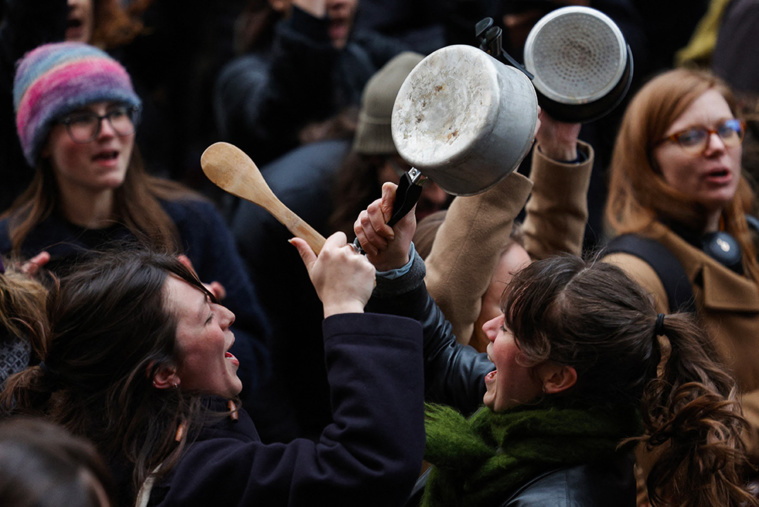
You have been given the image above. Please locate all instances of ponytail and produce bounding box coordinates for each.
[637,313,758,506]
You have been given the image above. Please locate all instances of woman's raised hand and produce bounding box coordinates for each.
[354,182,416,271]
[535,108,582,161]
[291,232,376,318]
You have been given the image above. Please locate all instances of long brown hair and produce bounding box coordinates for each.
[605,67,759,282]
[3,147,201,257]
[0,248,219,496]
[503,255,757,506]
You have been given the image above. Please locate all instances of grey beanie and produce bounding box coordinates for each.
[353,51,424,155]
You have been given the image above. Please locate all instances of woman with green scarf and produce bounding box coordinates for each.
[356,184,758,506]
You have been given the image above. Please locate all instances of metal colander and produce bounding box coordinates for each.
[524,6,627,104]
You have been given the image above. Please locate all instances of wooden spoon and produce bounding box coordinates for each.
[201,142,326,254]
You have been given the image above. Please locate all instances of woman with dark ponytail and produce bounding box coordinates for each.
[355,185,758,505]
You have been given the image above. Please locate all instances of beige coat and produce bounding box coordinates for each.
[424,142,593,349]
[603,222,759,455]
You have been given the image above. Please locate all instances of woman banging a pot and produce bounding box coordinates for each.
[353,182,757,505]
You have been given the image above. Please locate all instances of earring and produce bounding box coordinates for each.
[172,382,178,389]
[227,400,239,422]
[174,421,186,442]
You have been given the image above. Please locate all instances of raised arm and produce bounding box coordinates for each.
[421,111,592,348]
[523,111,593,259]
[423,172,533,345]
[356,184,494,414]
[291,231,376,317]
[213,2,341,163]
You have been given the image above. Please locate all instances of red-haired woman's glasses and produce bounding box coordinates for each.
[58,105,140,143]
[658,118,746,155]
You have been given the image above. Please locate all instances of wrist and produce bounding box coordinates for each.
[537,143,586,164]
[323,301,365,318]
[373,254,410,272]
[375,243,416,278]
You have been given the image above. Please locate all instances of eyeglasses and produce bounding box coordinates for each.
[657,118,746,155]
[57,105,140,143]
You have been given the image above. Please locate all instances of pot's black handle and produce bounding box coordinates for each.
[388,167,425,227]
[352,168,426,254]
[475,17,534,81]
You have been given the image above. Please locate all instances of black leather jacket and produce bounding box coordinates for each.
[503,453,636,506]
[407,452,636,507]
[367,248,493,415]
[370,250,638,507]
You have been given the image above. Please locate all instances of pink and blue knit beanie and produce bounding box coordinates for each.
[13,42,141,168]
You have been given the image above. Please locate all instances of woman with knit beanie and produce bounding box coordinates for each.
[356,186,759,505]
[0,41,270,403]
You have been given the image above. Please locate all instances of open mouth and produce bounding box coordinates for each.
[709,168,729,178]
[93,150,119,161]
[705,167,733,184]
[329,21,348,37]
[225,351,239,367]
[67,17,82,30]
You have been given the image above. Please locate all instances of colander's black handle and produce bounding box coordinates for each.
[352,168,426,255]
[475,17,534,81]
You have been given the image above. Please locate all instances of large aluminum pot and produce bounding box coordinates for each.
[391,44,538,196]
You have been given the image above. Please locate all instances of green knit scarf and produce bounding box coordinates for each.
[421,401,643,507]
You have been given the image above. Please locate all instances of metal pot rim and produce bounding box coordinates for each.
[524,6,627,104]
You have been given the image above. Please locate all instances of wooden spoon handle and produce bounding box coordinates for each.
[264,198,326,254]
[201,142,326,254]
